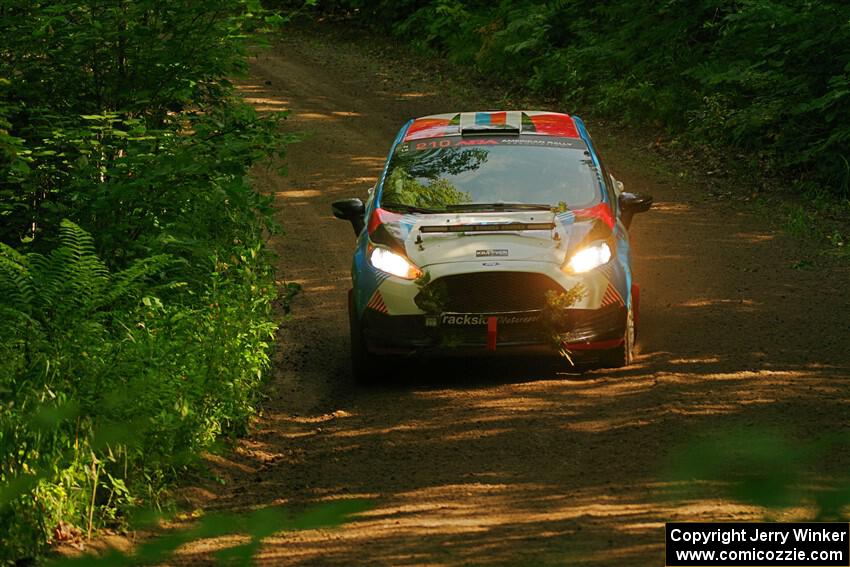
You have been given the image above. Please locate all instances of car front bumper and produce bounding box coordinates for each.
[361,303,626,356]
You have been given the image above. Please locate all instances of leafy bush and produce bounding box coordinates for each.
[305,0,850,198]
[0,1,291,562]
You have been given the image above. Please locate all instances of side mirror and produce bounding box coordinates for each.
[618,192,653,229]
[332,198,366,236]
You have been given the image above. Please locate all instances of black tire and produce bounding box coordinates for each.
[348,290,383,384]
[600,304,635,368]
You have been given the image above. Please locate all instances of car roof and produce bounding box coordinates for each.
[402,111,582,142]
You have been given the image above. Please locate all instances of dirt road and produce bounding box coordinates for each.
[177,27,850,566]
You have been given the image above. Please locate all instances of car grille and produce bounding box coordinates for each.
[425,271,565,313]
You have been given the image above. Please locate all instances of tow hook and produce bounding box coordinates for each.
[487,316,498,350]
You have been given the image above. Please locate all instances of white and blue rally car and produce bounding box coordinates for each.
[332,111,652,381]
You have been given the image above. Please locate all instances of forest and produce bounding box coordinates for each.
[0,1,291,561]
[312,0,850,199]
[1,0,849,564]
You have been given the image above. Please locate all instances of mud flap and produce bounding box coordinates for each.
[487,316,497,351]
[631,283,640,330]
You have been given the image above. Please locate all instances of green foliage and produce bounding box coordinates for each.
[382,145,490,208]
[542,286,586,363]
[0,1,292,563]
[383,168,471,208]
[308,0,850,198]
[666,428,850,519]
[0,223,168,558]
[46,500,371,567]
[413,271,448,314]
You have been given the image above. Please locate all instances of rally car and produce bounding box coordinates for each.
[332,111,652,381]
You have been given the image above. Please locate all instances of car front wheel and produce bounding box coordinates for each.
[600,304,635,368]
[348,290,384,384]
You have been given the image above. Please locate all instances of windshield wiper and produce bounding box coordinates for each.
[445,202,555,212]
[381,202,443,214]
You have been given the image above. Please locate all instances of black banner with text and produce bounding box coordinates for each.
[666,523,850,566]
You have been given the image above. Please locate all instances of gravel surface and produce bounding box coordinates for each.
[172,26,850,566]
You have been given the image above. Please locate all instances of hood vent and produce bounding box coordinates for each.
[420,222,555,234]
[460,111,522,136]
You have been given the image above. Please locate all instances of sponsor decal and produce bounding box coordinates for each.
[476,249,509,257]
[366,290,388,314]
[398,136,586,153]
[498,138,577,147]
[440,313,541,326]
[600,282,625,307]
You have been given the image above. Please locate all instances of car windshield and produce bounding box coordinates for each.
[380,137,600,212]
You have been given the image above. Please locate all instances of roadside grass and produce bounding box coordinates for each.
[0,4,296,563]
[752,194,850,265]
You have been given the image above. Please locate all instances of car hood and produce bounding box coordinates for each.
[368,206,614,269]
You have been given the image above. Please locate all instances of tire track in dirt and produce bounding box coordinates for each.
[176,27,850,566]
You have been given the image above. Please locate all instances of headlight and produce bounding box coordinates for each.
[566,242,611,273]
[369,246,421,279]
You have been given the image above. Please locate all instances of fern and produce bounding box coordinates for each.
[0,243,34,309]
[0,220,173,327]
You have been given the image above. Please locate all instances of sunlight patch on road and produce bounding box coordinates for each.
[472,396,562,412]
[639,253,688,262]
[679,297,759,309]
[668,369,801,381]
[241,96,290,111]
[235,84,265,92]
[350,155,386,167]
[650,201,692,214]
[283,272,349,291]
[566,416,655,432]
[733,231,777,243]
[668,356,721,364]
[202,453,255,474]
[275,410,354,425]
[350,175,379,184]
[441,427,513,442]
[397,91,437,99]
[246,484,756,566]
[296,109,366,121]
[329,421,436,439]
[235,441,286,466]
[298,112,339,121]
[156,485,776,566]
[175,534,252,561]
[275,189,322,198]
